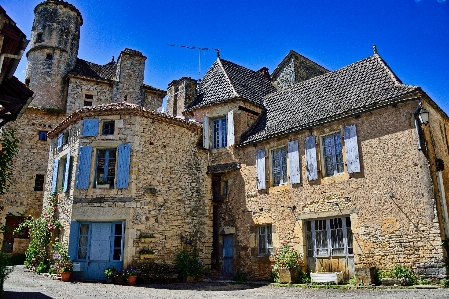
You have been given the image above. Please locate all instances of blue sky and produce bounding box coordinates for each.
[3,0,448,113]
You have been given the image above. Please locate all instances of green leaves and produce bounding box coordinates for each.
[0,128,20,195]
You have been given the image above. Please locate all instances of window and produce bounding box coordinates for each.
[213,118,227,149]
[223,180,228,196]
[36,33,43,42]
[56,156,67,190]
[305,217,353,257]
[38,131,47,141]
[95,148,116,188]
[46,53,53,60]
[113,223,123,260]
[78,223,89,260]
[34,174,45,191]
[258,225,273,255]
[25,78,30,86]
[84,94,93,107]
[272,147,287,186]
[102,121,115,135]
[323,133,344,177]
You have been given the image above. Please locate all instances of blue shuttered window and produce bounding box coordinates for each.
[305,135,318,181]
[323,133,344,177]
[116,144,131,189]
[272,148,287,186]
[344,124,361,173]
[76,146,92,189]
[288,140,301,184]
[203,116,210,149]
[57,133,64,149]
[51,158,59,192]
[63,150,71,192]
[82,119,99,137]
[256,149,266,190]
[213,118,227,149]
[95,149,116,188]
[227,110,235,147]
[68,221,80,261]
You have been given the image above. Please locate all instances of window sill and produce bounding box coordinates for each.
[320,172,350,185]
[268,184,290,193]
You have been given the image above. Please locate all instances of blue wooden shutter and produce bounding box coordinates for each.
[116,144,131,189]
[63,150,71,192]
[344,124,361,173]
[305,135,318,181]
[82,119,99,137]
[203,116,210,149]
[51,158,59,192]
[57,133,64,149]
[288,140,301,184]
[256,149,266,190]
[68,221,80,260]
[76,146,92,189]
[227,110,235,146]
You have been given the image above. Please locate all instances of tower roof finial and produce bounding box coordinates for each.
[373,44,378,55]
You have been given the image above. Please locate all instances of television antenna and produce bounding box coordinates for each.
[168,44,221,79]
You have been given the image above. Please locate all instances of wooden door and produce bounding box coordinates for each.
[223,235,234,276]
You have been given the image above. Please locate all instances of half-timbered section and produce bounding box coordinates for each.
[45,102,212,280]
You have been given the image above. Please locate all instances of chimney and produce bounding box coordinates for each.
[258,67,270,79]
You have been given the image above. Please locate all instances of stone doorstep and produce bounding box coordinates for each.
[269,283,442,289]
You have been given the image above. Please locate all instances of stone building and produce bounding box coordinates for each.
[179,52,449,281]
[0,0,165,252]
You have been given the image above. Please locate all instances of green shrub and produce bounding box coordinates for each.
[233,271,248,283]
[376,265,417,286]
[0,252,13,295]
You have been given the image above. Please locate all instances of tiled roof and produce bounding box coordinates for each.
[185,58,276,111]
[69,58,117,81]
[240,54,421,146]
[271,50,329,80]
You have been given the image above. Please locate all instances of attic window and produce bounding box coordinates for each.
[84,94,94,106]
[37,33,43,42]
[46,53,53,60]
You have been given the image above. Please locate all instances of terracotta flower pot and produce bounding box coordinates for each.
[60,272,71,282]
[127,275,137,285]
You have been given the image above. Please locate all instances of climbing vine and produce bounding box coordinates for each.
[14,192,62,273]
[0,128,19,195]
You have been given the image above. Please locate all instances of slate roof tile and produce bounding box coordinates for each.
[69,58,117,81]
[186,58,276,111]
[240,54,421,145]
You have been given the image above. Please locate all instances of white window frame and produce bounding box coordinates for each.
[212,117,227,149]
[257,224,273,255]
[56,154,68,191]
[322,132,344,177]
[271,147,288,186]
[95,148,117,188]
[305,217,353,258]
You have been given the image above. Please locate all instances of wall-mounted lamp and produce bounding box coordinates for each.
[287,205,296,212]
[418,108,429,124]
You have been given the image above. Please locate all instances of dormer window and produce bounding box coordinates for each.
[102,121,115,136]
[84,94,93,106]
[37,33,43,42]
[213,118,227,149]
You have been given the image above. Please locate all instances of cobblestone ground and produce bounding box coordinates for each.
[4,266,449,299]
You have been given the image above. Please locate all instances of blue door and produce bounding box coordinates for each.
[70,222,124,280]
[223,235,234,276]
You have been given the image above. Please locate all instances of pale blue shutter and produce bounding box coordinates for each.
[344,124,360,173]
[63,150,71,192]
[288,140,300,184]
[57,133,64,149]
[76,146,92,189]
[68,221,80,260]
[51,158,59,192]
[82,119,99,137]
[305,135,318,181]
[203,116,210,149]
[116,144,131,189]
[227,110,235,146]
[256,149,266,190]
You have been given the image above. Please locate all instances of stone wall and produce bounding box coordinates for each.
[167,78,197,116]
[66,77,113,114]
[211,100,446,280]
[0,108,66,246]
[46,106,212,269]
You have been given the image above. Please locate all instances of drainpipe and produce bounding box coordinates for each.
[414,102,423,150]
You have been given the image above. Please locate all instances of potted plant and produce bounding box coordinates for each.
[113,269,125,284]
[140,248,155,259]
[96,178,110,189]
[271,240,304,283]
[139,233,155,243]
[176,248,203,282]
[123,267,138,285]
[104,267,116,283]
[58,260,73,282]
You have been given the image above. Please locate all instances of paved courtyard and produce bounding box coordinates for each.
[4,266,449,299]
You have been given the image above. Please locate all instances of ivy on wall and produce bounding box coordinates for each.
[0,128,19,195]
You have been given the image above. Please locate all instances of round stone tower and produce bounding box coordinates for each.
[25,0,82,110]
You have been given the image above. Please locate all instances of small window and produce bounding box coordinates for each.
[85,94,94,100]
[56,155,67,190]
[34,174,45,191]
[83,101,92,107]
[38,131,47,141]
[37,33,43,42]
[113,223,123,260]
[25,78,30,86]
[213,118,227,149]
[222,180,228,196]
[258,225,273,255]
[96,148,116,188]
[323,133,344,177]
[84,94,94,107]
[78,223,89,260]
[272,147,287,186]
[102,121,115,136]
[46,53,53,60]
